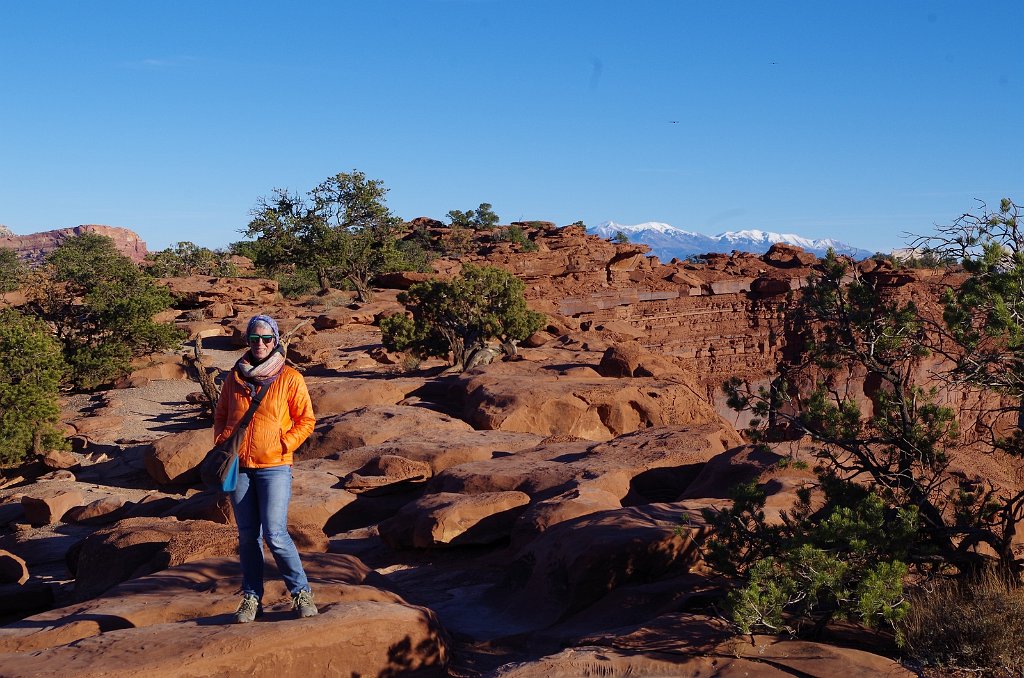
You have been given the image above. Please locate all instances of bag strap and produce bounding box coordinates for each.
[233,381,273,436]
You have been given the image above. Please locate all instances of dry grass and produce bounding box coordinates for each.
[901,570,1024,675]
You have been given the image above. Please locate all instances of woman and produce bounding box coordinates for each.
[214,314,317,623]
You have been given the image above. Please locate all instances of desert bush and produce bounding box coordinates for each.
[0,247,26,293]
[901,570,1024,673]
[275,267,320,299]
[400,353,422,373]
[447,202,499,230]
[145,241,237,277]
[0,308,67,465]
[28,233,183,390]
[704,478,914,636]
[438,225,476,256]
[381,264,544,371]
[494,225,538,252]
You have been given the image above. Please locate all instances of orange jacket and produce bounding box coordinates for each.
[213,365,315,468]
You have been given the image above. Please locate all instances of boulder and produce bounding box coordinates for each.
[496,503,708,629]
[763,243,817,268]
[340,454,433,494]
[378,491,531,548]
[159,276,279,308]
[435,424,735,499]
[64,497,128,524]
[0,550,28,585]
[596,341,682,378]
[40,449,78,470]
[21,488,84,525]
[68,415,125,437]
[144,427,213,486]
[306,377,419,416]
[286,467,357,551]
[458,365,737,442]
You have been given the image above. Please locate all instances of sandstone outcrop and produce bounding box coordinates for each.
[303,405,474,459]
[378,490,531,548]
[0,226,969,676]
[0,555,449,677]
[70,517,237,601]
[0,225,147,264]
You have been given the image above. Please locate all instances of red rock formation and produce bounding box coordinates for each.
[0,225,147,264]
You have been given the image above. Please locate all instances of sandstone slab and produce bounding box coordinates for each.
[379,490,531,548]
[0,554,448,677]
[72,517,237,601]
[303,405,473,459]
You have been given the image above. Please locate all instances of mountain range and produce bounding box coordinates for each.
[589,221,874,261]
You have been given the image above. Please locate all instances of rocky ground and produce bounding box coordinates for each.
[0,230,964,677]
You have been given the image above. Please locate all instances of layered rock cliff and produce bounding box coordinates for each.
[0,225,147,264]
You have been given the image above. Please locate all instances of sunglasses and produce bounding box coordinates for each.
[247,334,276,344]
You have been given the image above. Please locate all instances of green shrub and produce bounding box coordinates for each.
[0,248,26,293]
[494,226,538,252]
[381,264,544,371]
[447,203,499,230]
[0,308,66,465]
[900,571,1024,673]
[703,480,914,637]
[145,241,237,277]
[31,233,183,390]
[275,267,320,298]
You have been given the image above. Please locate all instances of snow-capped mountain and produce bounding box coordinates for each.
[590,221,873,261]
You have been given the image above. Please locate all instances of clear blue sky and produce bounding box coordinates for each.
[1,1,1021,253]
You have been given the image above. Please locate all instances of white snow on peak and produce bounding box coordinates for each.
[589,220,872,259]
[594,220,704,237]
[718,230,819,248]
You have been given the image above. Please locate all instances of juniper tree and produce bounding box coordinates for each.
[0,308,67,464]
[243,171,411,301]
[28,233,182,389]
[714,199,1024,636]
[380,264,544,371]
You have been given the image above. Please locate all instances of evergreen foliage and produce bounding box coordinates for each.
[703,477,914,636]
[145,241,237,277]
[29,233,182,390]
[380,264,544,370]
[242,171,414,301]
[447,203,499,230]
[0,247,26,293]
[0,308,67,465]
[715,198,1024,651]
[493,225,538,252]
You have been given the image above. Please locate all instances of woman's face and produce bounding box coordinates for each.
[248,325,277,361]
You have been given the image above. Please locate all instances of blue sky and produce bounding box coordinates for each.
[1,1,1021,253]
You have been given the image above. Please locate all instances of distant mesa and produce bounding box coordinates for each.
[0,224,148,264]
[590,220,873,260]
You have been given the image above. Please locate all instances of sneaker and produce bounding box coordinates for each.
[292,589,318,618]
[234,594,262,624]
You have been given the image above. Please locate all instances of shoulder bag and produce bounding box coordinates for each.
[200,381,272,492]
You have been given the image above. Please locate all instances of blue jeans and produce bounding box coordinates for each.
[230,465,310,600]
